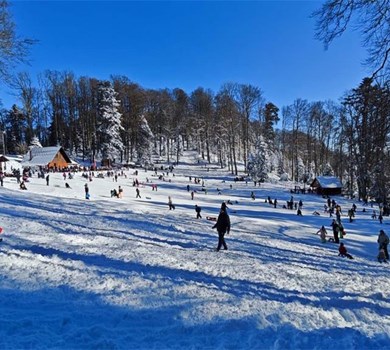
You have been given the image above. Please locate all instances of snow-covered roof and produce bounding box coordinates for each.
[21,146,70,167]
[312,176,342,188]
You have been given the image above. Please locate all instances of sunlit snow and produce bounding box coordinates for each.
[0,151,389,349]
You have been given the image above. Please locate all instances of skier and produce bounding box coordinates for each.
[191,191,194,200]
[377,229,389,260]
[195,205,202,219]
[136,187,141,198]
[251,191,256,200]
[46,174,50,186]
[118,186,123,198]
[212,204,231,251]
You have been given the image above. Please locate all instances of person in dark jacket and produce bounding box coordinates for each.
[195,205,202,219]
[377,229,389,260]
[212,205,231,251]
[331,219,340,243]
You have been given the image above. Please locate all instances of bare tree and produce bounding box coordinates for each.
[0,0,35,83]
[313,0,390,78]
[235,84,263,171]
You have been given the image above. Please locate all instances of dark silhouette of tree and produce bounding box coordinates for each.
[313,0,390,78]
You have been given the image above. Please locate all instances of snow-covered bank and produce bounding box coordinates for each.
[0,162,389,349]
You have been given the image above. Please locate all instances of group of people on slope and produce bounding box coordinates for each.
[317,224,389,262]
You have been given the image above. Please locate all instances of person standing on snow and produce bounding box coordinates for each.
[84,183,90,199]
[331,219,340,243]
[377,229,389,260]
[195,205,202,219]
[168,196,175,210]
[212,204,231,251]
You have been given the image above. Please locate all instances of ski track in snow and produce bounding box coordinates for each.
[0,155,389,349]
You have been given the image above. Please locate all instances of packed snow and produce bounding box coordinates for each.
[0,152,389,349]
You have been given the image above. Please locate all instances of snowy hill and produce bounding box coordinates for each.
[0,155,389,349]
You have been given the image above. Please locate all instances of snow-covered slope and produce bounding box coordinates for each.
[0,157,389,349]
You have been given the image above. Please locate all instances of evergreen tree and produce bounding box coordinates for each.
[322,162,334,176]
[136,115,154,166]
[29,135,42,148]
[6,104,25,154]
[263,102,279,146]
[97,81,124,163]
[248,136,269,183]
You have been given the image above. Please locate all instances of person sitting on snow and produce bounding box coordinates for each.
[338,243,353,259]
[316,225,327,243]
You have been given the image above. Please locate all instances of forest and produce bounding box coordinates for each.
[0,0,390,204]
[1,73,390,205]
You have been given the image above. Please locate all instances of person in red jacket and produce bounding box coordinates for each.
[338,242,353,259]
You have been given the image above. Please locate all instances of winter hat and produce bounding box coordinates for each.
[380,230,385,234]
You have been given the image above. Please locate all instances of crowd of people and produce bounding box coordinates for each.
[2,162,388,262]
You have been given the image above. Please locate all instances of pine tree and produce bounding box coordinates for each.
[97,81,124,164]
[136,115,154,166]
[29,135,42,149]
[248,136,269,183]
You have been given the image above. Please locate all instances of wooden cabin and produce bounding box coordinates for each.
[21,146,72,169]
[310,176,343,196]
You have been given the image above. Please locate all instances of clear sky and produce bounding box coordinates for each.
[2,0,369,109]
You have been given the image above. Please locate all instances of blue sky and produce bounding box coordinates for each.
[2,0,368,109]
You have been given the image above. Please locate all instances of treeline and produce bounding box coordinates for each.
[1,71,390,202]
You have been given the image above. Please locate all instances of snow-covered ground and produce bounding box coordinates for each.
[0,152,389,349]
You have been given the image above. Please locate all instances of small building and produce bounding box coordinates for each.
[21,146,73,169]
[0,155,9,171]
[0,155,23,174]
[310,176,343,196]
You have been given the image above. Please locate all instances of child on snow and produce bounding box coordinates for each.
[338,243,353,259]
[316,225,327,243]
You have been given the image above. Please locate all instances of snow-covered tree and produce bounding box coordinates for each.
[29,135,42,149]
[136,115,154,166]
[322,162,334,176]
[248,136,269,183]
[97,81,124,163]
[297,157,306,182]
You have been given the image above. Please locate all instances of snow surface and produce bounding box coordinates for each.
[0,151,389,350]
